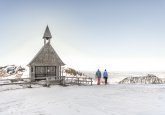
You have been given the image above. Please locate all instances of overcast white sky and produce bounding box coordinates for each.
[0,0,165,71]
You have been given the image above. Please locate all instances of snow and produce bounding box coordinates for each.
[119,74,163,84]
[83,71,165,84]
[0,84,165,115]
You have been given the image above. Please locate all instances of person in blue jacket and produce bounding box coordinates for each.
[103,69,108,84]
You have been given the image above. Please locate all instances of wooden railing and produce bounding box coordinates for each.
[65,77,93,86]
[0,76,93,87]
[0,78,32,88]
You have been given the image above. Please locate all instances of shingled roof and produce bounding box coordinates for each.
[28,43,65,66]
[43,25,52,40]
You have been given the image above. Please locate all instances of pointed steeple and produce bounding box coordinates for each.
[43,25,52,40]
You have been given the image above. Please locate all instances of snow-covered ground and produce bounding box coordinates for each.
[0,84,165,115]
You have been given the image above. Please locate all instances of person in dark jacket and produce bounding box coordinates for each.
[103,69,108,84]
[96,69,101,85]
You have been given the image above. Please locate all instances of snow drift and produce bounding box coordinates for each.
[119,74,163,84]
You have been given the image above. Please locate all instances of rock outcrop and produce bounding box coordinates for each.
[0,65,25,78]
[119,74,163,84]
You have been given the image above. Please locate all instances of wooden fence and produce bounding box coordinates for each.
[64,77,93,86]
[0,78,32,88]
[0,76,93,87]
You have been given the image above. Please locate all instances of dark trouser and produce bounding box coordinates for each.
[104,77,108,84]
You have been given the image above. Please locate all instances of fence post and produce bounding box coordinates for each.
[78,77,80,85]
[46,77,50,87]
[29,79,32,88]
[62,76,65,86]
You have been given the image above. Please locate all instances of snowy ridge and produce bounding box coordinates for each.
[63,67,88,78]
[119,74,163,84]
[0,65,28,79]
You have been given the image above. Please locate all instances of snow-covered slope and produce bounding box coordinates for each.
[0,65,28,79]
[119,74,163,84]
